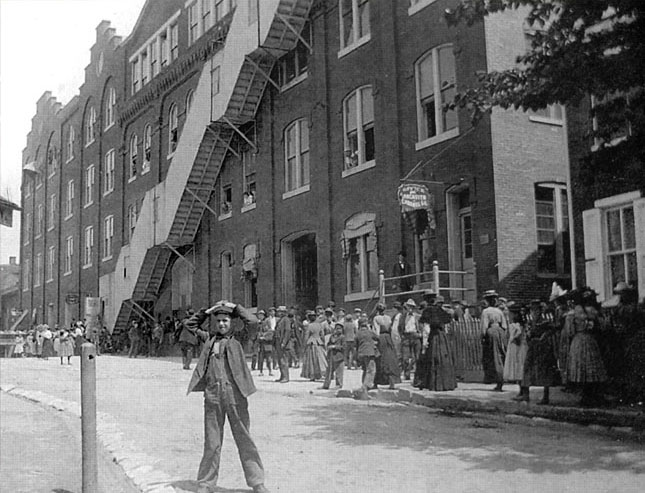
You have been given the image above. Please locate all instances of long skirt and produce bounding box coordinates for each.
[567,332,607,384]
[419,329,457,391]
[375,334,401,386]
[74,335,84,356]
[482,326,507,384]
[522,335,560,387]
[41,338,55,358]
[300,344,328,380]
[504,339,528,382]
[57,339,75,357]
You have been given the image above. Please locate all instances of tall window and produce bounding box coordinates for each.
[150,40,159,77]
[47,147,58,177]
[202,0,212,31]
[105,87,116,129]
[103,215,114,260]
[342,213,378,295]
[189,2,200,45]
[242,151,257,207]
[104,149,115,194]
[211,65,221,115]
[66,180,74,218]
[339,0,370,52]
[36,204,44,237]
[186,90,195,114]
[141,49,149,85]
[24,212,32,244]
[85,165,95,206]
[415,45,458,145]
[131,58,140,94]
[23,258,31,290]
[84,226,94,267]
[127,203,138,241]
[129,134,138,180]
[48,194,56,231]
[64,236,73,275]
[67,126,75,162]
[242,244,258,308]
[215,0,232,21]
[284,119,310,192]
[35,253,42,287]
[160,30,169,67]
[220,183,232,216]
[168,104,178,154]
[143,125,152,174]
[606,204,637,289]
[279,22,311,88]
[46,246,55,282]
[535,183,570,274]
[343,86,374,171]
[221,251,233,300]
[170,23,179,61]
[85,106,97,145]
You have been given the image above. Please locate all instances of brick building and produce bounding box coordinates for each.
[19,0,572,333]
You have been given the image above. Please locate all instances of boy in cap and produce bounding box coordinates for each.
[322,321,345,389]
[185,300,269,493]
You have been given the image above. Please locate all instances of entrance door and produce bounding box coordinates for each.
[459,208,476,304]
[283,233,318,310]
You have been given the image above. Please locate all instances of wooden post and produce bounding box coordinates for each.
[378,269,385,304]
[81,343,98,493]
[432,260,440,295]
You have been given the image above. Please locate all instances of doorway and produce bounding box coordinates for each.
[281,232,318,310]
[447,187,477,304]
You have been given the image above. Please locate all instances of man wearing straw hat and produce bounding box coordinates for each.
[400,299,421,380]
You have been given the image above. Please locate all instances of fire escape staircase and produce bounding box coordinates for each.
[111,0,314,333]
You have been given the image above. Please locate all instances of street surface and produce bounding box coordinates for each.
[1,356,644,492]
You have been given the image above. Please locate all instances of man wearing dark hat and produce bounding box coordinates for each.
[185,301,269,493]
[178,308,199,369]
[392,251,413,297]
[273,306,292,383]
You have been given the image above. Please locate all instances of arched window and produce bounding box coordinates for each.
[143,124,152,173]
[186,90,195,114]
[129,134,138,180]
[284,118,310,193]
[85,106,97,145]
[105,87,116,129]
[67,126,75,162]
[342,86,374,171]
[168,104,178,154]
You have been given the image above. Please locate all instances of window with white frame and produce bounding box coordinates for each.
[529,104,563,124]
[64,236,73,275]
[143,125,152,174]
[168,104,178,155]
[85,106,97,145]
[66,180,74,218]
[47,147,58,178]
[342,213,378,296]
[103,215,114,260]
[150,39,159,77]
[242,244,258,308]
[189,1,200,45]
[221,251,233,300]
[127,203,138,241]
[85,165,95,206]
[186,91,195,114]
[131,58,140,94]
[284,119,310,194]
[170,22,179,61]
[46,246,55,282]
[415,45,458,146]
[591,94,632,149]
[339,0,370,54]
[535,183,570,275]
[242,151,256,208]
[343,86,374,171]
[409,0,438,15]
[279,22,311,88]
[104,149,115,194]
[605,204,637,290]
[215,0,233,21]
[220,183,232,216]
[48,194,56,231]
[202,0,212,31]
[129,134,138,180]
[23,258,30,290]
[141,49,149,86]
[160,30,169,67]
[35,253,42,287]
[24,212,32,244]
[66,126,75,162]
[105,87,116,129]
[211,65,220,114]
[84,226,94,267]
[36,204,44,238]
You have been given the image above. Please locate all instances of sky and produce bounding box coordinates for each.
[0,0,147,264]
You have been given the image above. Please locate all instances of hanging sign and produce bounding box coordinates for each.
[398,184,431,212]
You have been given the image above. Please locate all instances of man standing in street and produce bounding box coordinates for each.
[355,319,379,399]
[185,300,269,493]
[273,306,291,383]
[400,299,421,380]
[343,314,357,369]
[179,309,199,370]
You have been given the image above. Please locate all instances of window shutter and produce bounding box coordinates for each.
[582,207,606,301]
[633,197,645,302]
[340,232,348,259]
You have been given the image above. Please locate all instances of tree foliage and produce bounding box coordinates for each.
[444,0,644,179]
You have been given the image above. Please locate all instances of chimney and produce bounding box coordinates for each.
[9,256,16,265]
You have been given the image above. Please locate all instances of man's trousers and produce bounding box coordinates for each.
[323,356,344,389]
[400,335,421,380]
[275,346,290,381]
[359,356,376,391]
[198,385,264,491]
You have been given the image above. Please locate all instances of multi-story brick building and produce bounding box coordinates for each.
[19,0,572,333]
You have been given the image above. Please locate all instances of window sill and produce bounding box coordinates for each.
[408,0,438,16]
[282,184,310,200]
[46,278,53,284]
[85,139,95,148]
[63,270,71,277]
[415,128,460,151]
[103,189,113,197]
[105,122,115,132]
[344,290,378,302]
[241,203,257,213]
[66,158,74,164]
[35,235,42,240]
[218,212,232,221]
[47,227,54,232]
[342,160,376,178]
[141,165,150,175]
[529,115,563,126]
[591,136,628,153]
[64,214,73,221]
[84,202,93,209]
[167,151,176,160]
[102,255,113,262]
[82,263,92,270]
[536,272,571,279]
[128,176,137,184]
[280,72,308,92]
[338,34,371,59]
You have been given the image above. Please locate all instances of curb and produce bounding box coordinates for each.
[0,385,176,493]
[335,386,644,439]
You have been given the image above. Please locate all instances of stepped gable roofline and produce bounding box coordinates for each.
[58,95,80,121]
[121,0,183,49]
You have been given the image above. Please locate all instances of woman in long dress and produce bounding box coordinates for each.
[40,325,55,360]
[503,305,528,391]
[375,325,402,390]
[480,291,508,391]
[300,314,328,381]
[56,328,75,365]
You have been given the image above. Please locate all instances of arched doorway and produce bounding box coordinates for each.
[281,232,318,311]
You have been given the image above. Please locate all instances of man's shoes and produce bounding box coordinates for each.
[279,379,289,383]
[259,372,264,376]
[253,484,270,493]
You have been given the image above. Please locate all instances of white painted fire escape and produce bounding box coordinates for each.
[109,0,314,332]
